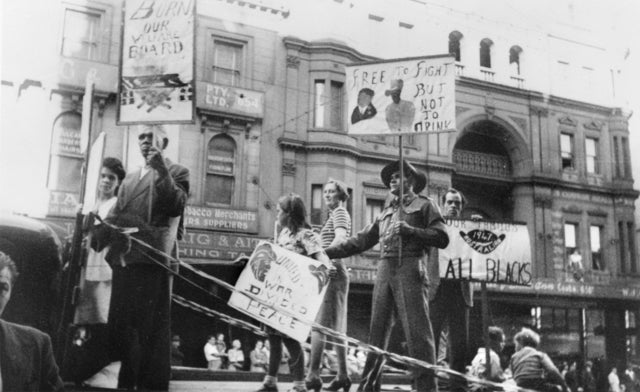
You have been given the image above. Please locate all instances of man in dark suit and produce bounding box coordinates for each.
[351,88,377,124]
[429,188,473,375]
[0,251,64,391]
[98,125,190,390]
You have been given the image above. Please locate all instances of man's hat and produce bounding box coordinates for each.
[172,335,181,342]
[380,159,427,194]
[385,79,404,96]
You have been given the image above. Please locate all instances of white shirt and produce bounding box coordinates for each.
[204,342,220,361]
[609,371,620,392]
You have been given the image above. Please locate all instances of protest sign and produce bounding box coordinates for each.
[439,219,533,286]
[228,241,331,342]
[345,54,455,135]
[117,0,195,124]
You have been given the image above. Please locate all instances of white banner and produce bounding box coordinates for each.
[81,132,106,214]
[118,0,195,124]
[439,219,533,286]
[228,241,330,342]
[345,55,456,136]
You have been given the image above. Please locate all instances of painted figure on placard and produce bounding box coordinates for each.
[351,88,377,125]
[384,79,415,131]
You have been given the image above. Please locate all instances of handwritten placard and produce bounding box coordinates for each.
[118,0,195,124]
[228,242,330,342]
[439,219,533,286]
[345,55,456,135]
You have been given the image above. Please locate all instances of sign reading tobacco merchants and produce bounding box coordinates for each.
[228,242,331,342]
[346,54,456,136]
[439,219,533,286]
[184,205,258,233]
[118,0,195,124]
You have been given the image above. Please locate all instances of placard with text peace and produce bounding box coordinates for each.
[439,219,533,286]
[345,54,456,136]
[228,241,330,342]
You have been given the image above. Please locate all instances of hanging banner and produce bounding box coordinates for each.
[117,0,195,124]
[439,219,533,286]
[228,241,330,342]
[345,54,456,136]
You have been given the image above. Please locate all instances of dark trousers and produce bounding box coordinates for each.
[429,280,470,373]
[266,334,304,381]
[359,258,436,392]
[109,264,171,390]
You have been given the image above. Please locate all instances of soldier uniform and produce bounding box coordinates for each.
[326,160,448,392]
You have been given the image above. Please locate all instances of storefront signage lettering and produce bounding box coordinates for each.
[349,267,377,283]
[197,82,265,118]
[482,278,640,300]
[184,205,258,233]
[47,191,79,217]
[178,230,265,262]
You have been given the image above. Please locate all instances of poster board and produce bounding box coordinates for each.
[439,219,533,286]
[228,241,331,342]
[345,54,456,136]
[117,0,196,124]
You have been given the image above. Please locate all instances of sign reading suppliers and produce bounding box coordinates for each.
[345,54,456,136]
[439,219,533,286]
[117,0,195,124]
[228,242,330,342]
[184,205,258,233]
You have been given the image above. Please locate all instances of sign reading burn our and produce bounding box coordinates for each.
[345,55,456,136]
[118,0,195,124]
[228,242,330,342]
[439,219,533,286]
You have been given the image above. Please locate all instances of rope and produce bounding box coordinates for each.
[96,216,532,392]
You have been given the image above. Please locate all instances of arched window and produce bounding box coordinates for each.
[205,134,236,205]
[509,45,523,75]
[448,31,463,62]
[48,112,83,192]
[479,38,493,68]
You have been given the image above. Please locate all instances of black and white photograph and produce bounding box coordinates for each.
[1,0,640,391]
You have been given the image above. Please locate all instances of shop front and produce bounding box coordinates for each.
[474,279,640,371]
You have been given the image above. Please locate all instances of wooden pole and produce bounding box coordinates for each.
[148,130,156,224]
[398,134,403,263]
[55,76,95,367]
[481,281,491,380]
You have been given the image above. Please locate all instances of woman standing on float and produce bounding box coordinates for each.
[305,179,352,392]
[256,193,332,392]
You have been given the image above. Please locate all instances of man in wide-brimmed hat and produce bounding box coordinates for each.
[326,159,449,392]
[384,79,416,132]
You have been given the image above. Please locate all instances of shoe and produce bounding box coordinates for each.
[325,376,352,392]
[305,377,322,392]
[256,384,278,392]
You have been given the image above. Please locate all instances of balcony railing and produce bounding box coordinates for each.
[455,63,464,76]
[510,75,525,89]
[480,67,495,82]
[453,150,511,177]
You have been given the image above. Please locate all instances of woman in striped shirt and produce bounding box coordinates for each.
[305,179,352,392]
